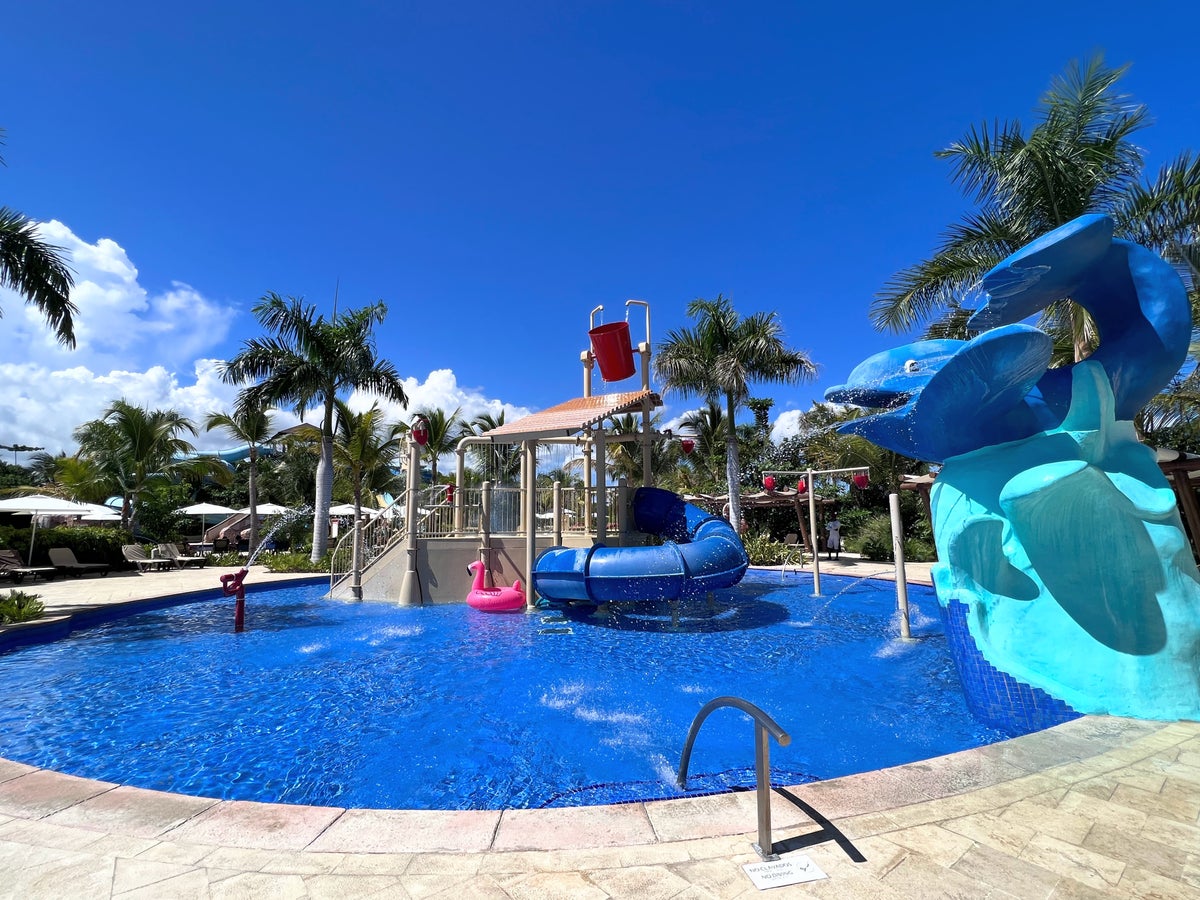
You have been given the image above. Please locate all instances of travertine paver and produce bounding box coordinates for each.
[0,564,1198,898]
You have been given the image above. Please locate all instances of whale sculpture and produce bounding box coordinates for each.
[828,215,1200,723]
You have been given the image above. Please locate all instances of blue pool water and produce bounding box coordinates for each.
[0,571,1020,809]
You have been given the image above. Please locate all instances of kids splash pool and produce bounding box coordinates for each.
[0,571,1023,810]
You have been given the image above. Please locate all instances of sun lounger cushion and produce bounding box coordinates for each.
[47,547,110,577]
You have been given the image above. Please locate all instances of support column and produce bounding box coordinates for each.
[398,439,423,606]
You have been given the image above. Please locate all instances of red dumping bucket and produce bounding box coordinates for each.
[589,321,636,381]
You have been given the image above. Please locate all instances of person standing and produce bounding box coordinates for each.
[825,515,842,560]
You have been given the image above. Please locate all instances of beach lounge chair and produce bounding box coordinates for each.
[156,543,208,569]
[122,544,172,573]
[0,548,58,583]
[48,547,110,578]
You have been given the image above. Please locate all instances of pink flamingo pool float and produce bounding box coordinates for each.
[466,560,525,612]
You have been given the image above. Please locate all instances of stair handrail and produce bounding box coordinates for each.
[677,696,791,860]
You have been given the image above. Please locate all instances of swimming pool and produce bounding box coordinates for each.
[0,571,1020,809]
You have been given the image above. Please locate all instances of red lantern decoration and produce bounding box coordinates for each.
[763,475,776,491]
[852,473,869,490]
[680,438,695,455]
[797,480,807,494]
[411,416,430,447]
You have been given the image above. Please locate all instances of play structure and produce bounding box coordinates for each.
[533,487,748,603]
[828,215,1200,724]
[327,300,751,609]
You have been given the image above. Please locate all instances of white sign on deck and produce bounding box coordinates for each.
[743,855,828,890]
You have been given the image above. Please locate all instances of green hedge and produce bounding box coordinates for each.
[1,525,129,568]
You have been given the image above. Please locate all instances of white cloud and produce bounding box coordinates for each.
[771,409,805,442]
[0,223,533,465]
[347,368,530,430]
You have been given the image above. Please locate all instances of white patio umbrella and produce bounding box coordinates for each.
[78,502,123,523]
[329,503,377,517]
[0,494,93,560]
[237,503,294,516]
[174,502,237,536]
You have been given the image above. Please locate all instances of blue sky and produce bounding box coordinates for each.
[2,1,1197,460]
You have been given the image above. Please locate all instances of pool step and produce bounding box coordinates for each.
[538,614,572,635]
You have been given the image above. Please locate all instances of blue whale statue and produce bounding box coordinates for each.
[828,215,1200,722]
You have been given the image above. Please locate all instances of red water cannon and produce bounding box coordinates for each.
[220,567,249,632]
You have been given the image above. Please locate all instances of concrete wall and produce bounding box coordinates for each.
[331,534,588,604]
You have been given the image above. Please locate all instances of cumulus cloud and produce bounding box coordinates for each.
[0,223,528,461]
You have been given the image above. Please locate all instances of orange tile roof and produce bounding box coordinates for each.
[483,390,662,441]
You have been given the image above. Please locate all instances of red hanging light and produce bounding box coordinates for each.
[852,473,869,489]
[797,479,807,494]
[763,474,776,491]
[680,438,695,455]
[411,416,430,447]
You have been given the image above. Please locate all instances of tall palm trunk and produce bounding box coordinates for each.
[247,448,259,552]
[724,392,742,530]
[311,401,336,561]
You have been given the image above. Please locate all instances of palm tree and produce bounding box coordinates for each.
[408,406,465,485]
[465,410,521,485]
[27,451,114,504]
[74,400,228,533]
[872,56,1200,365]
[332,399,404,514]
[0,130,76,347]
[655,295,816,529]
[679,399,730,490]
[205,401,274,552]
[605,412,673,486]
[220,292,408,561]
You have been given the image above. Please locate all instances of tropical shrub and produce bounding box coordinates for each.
[0,590,44,624]
[261,551,329,574]
[741,531,788,566]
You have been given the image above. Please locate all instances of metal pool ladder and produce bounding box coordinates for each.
[677,696,791,860]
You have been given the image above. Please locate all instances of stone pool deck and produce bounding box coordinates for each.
[0,561,1197,897]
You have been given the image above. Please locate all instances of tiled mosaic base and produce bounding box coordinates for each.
[941,597,1081,735]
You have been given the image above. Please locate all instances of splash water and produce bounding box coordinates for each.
[246,505,313,567]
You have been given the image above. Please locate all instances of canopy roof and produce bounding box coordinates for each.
[686,488,833,510]
[482,390,662,442]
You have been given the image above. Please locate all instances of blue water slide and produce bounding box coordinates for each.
[533,487,749,603]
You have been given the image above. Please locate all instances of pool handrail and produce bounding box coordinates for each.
[677,695,791,860]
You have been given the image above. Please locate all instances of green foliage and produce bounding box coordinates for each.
[261,551,329,573]
[845,513,937,562]
[0,590,45,624]
[741,531,788,566]
[25,525,128,567]
[0,461,33,490]
[134,482,195,542]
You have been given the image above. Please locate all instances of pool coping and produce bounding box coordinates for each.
[1,563,1196,892]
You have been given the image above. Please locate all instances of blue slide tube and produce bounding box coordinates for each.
[532,487,749,603]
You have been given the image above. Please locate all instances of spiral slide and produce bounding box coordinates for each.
[533,487,749,604]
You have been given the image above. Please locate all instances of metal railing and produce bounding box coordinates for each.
[328,482,626,591]
[677,696,791,860]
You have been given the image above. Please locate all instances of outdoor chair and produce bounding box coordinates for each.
[781,533,806,576]
[47,547,110,578]
[122,544,172,573]
[0,548,58,583]
[211,537,231,553]
[156,543,208,569]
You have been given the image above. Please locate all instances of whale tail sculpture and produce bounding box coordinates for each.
[829,215,1200,727]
